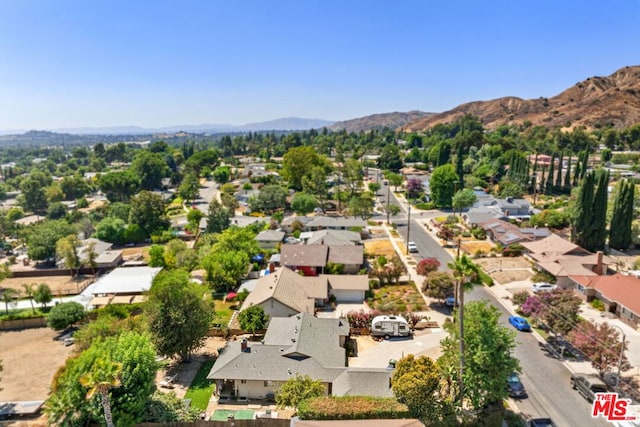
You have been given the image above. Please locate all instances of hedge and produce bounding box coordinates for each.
[298,396,410,420]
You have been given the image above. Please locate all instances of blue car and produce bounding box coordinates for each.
[509,316,531,331]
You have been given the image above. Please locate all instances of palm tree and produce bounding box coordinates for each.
[79,359,123,427]
[1,288,17,315]
[447,253,480,409]
[22,283,36,314]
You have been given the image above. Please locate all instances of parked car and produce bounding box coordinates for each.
[509,316,531,332]
[407,241,419,253]
[571,374,608,402]
[532,282,557,293]
[445,296,456,307]
[529,419,556,427]
[506,373,527,398]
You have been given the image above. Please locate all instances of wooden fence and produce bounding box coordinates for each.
[0,316,47,331]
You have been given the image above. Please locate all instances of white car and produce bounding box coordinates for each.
[532,283,557,293]
[407,242,419,253]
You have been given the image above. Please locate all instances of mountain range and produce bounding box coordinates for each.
[403,65,640,132]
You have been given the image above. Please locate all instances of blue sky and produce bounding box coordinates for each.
[0,0,638,130]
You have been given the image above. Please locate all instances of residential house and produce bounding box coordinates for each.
[207,312,392,400]
[482,219,551,246]
[282,216,367,232]
[56,238,122,270]
[569,273,640,327]
[323,274,369,303]
[521,234,609,287]
[256,230,285,250]
[463,206,503,227]
[494,197,531,218]
[301,229,362,246]
[280,244,364,275]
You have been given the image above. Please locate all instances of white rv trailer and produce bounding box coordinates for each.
[371,315,411,338]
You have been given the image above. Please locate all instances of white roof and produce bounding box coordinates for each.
[91,266,162,295]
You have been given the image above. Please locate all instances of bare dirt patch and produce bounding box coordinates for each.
[0,327,75,401]
[474,257,534,284]
[2,275,94,296]
[364,239,397,258]
[121,245,151,261]
[460,241,494,254]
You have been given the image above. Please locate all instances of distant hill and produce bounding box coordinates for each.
[403,65,640,132]
[330,111,432,133]
[25,117,336,135]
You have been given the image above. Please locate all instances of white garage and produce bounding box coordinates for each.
[324,275,369,303]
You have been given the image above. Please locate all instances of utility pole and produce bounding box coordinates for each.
[386,181,391,224]
[612,324,627,392]
[406,201,411,255]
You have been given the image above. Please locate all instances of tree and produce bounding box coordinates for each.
[386,172,403,191]
[212,166,231,185]
[186,208,203,233]
[609,179,635,250]
[451,188,477,215]
[377,144,403,172]
[568,321,630,378]
[539,288,582,337]
[201,250,249,292]
[145,270,214,361]
[19,176,48,213]
[60,176,91,201]
[300,166,329,210]
[238,305,269,336]
[368,182,381,194]
[391,354,442,419]
[340,159,363,197]
[416,257,440,276]
[430,164,459,208]
[99,171,140,202]
[33,283,53,308]
[46,332,157,426]
[406,178,423,200]
[22,283,37,314]
[56,234,82,277]
[446,254,480,409]
[79,359,123,427]
[291,192,317,215]
[130,151,167,190]
[1,288,17,315]
[572,170,595,250]
[282,146,331,190]
[178,171,200,203]
[129,191,169,237]
[148,245,165,268]
[206,199,231,234]
[384,204,401,223]
[422,271,455,301]
[275,374,325,409]
[47,301,86,330]
[95,217,127,244]
[46,202,67,220]
[439,301,519,413]
[250,185,287,214]
[26,219,77,261]
[348,192,375,220]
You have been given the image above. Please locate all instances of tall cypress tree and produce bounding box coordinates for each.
[609,180,629,250]
[564,154,572,191]
[546,154,556,194]
[555,152,564,190]
[455,143,465,191]
[573,170,595,248]
[587,169,609,252]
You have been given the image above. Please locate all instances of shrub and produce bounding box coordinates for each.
[298,396,410,420]
[47,301,86,330]
[531,269,556,284]
[478,269,494,286]
[471,227,487,240]
[512,290,530,307]
[503,243,524,257]
[591,298,605,311]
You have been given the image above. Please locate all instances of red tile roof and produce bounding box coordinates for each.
[574,273,640,316]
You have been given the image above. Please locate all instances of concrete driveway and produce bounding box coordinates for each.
[348,329,446,368]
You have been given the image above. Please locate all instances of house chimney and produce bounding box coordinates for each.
[241,339,248,352]
[594,251,604,275]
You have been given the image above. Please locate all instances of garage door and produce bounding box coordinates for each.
[333,290,364,303]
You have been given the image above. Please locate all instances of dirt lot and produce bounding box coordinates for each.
[0,327,75,401]
[1,275,94,296]
[364,239,397,258]
[474,256,534,284]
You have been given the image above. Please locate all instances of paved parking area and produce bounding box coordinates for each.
[348,329,446,368]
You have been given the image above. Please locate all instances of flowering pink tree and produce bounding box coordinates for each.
[568,321,630,378]
[520,295,546,323]
[417,258,440,276]
[406,178,424,200]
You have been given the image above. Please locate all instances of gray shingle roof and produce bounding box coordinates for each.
[305,230,361,246]
[240,267,315,314]
[281,245,328,267]
[327,245,364,265]
[256,230,286,242]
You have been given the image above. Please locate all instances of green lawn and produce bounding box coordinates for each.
[184,359,216,411]
[214,300,236,327]
[210,409,254,421]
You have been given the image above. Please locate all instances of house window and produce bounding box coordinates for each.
[264,380,273,387]
[576,284,585,292]
[240,380,246,384]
